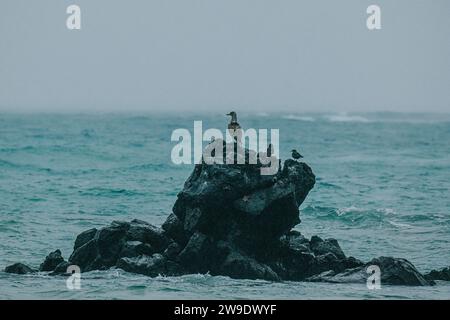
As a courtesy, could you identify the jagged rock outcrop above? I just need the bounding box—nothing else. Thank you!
[40,249,65,272]
[3,147,444,286]
[68,219,173,272]
[161,157,317,280]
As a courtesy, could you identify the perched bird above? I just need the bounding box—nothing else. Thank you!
[210,136,216,157]
[226,111,241,131]
[267,144,273,157]
[291,149,303,160]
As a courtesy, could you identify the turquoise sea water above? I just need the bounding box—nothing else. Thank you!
[0,112,449,299]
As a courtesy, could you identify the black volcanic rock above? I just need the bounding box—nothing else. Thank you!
[177,232,229,274]
[58,156,318,280]
[74,228,97,251]
[69,222,126,271]
[171,158,315,256]
[68,219,169,272]
[120,241,154,258]
[343,256,365,269]
[424,267,450,281]
[177,232,214,273]
[5,145,441,286]
[50,261,71,275]
[5,263,35,274]
[163,242,182,260]
[40,249,65,272]
[310,236,346,260]
[218,250,280,281]
[126,219,170,252]
[161,213,189,246]
[306,257,434,286]
[116,254,184,277]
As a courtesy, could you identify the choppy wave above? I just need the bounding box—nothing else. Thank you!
[1,268,449,299]
[0,159,52,172]
[301,205,437,229]
[336,206,396,217]
[302,205,395,222]
[78,187,145,197]
[0,146,37,153]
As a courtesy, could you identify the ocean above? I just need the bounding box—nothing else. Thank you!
[0,112,449,299]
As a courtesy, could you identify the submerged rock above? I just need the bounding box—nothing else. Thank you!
[5,263,35,274]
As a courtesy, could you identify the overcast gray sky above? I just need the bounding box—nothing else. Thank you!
[0,0,449,113]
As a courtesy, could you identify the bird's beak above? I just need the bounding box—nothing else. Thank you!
[226,113,230,116]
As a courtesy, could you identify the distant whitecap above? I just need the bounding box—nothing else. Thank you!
[325,113,370,123]
[281,114,315,121]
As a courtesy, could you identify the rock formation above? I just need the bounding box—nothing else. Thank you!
[40,249,65,272]
[306,257,432,286]
[424,267,450,282]
[5,263,35,274]
[4,146,445,286]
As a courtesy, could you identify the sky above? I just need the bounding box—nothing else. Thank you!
[0,0,449,113]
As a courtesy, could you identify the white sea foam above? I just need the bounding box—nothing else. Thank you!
[336,206,364,216]
[387,220,414,229]
[281,114,315,122]
[325,113,370,123]
[336,206,397,217]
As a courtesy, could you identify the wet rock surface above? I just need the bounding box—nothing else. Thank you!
[4,263,35,274]
[116,254,184,277]
[424,266,450,281]
[306,257,434,286]
[40,249,65,272]
[4,149,447,286]
[68,219,170,272]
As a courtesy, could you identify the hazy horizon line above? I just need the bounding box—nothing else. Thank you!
[1,109,450,115]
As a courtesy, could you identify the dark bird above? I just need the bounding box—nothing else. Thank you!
[291,149,303,160]
[267,144,273,157]
[226,111,241,131]
[210,136,216,157]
